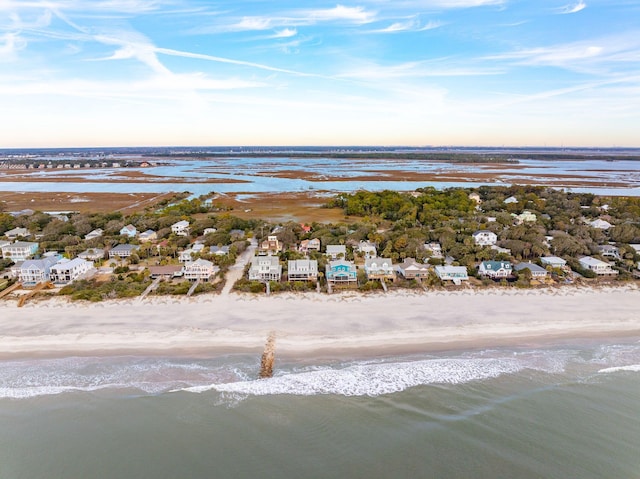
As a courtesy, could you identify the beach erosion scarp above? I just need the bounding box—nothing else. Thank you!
[0,285,639,359]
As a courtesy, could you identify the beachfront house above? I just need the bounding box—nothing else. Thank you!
[78,248,105,262]
[182,258,218,282]
[356,241,377,259]
[120,224,137,237]
[325,260,357,285]
[472,230,498,247]
[287,259,318,282]
[0,240,10,252]
[259,235,282,255]
[326,244,347,260]
[148,265,183,279]
[49,258,94,284]
[108,244,140,259]
[139,230,158,242]
[18,256,60,284]
[513,262,548,279]
[84,228,103,241]
[478,260,512,279]
[364,258,396,281]
[4,227,30,240]
[171,220,191,237]
[249,256,282,282]
[579,256,618,275]
[1,241,39,261]
[435,265,469,284]
[395,258,430,279]
[541,256,567,269]
[298,238,321,254]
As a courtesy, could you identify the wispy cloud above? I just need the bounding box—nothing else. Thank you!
[338,59,504,79]
[556,1,586,14]
[0,32,26,60]
[206,4,377,33]
[399,0,506,8]
[370,18,443,33]
[270,28,297,39]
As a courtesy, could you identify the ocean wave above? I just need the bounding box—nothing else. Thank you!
[598,364,640,374]
[181,358,527,397]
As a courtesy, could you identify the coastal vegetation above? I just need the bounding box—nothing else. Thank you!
[2,185,640,301]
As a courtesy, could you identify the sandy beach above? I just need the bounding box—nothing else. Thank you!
[1,285,639,359]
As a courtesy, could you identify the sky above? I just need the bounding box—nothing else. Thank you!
[1,0,639,148]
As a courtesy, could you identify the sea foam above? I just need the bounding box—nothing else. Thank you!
[598,364,640,374]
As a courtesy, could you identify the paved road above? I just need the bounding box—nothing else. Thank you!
[221,238,257,295]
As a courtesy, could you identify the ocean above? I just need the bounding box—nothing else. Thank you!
[1,338,639,479]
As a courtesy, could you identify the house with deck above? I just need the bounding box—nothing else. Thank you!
[579,256,618,275]
[597,245,620,260]
[435,265,469,284]
[249,256,282,282]
[364,258,395,281]
[183,258,218,281]
[49,258,94,284]
[18,256,60,284]
[4,227,30,240]
[287,259,318,282]
[179,242,205,263]
[1,241,39,261]
[78,248,105,262]
[514,262,548,279]
[541,256,567,269]
[325,260,357,285]
[259,235,282,255]
[108,244,140,259]
[395,258,430,279]
[424,242,443,259]
[478,260,512,279]
[171,220,190,237]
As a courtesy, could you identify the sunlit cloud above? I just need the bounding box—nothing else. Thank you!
[271,28,297,38]
[370,18,443,33]
[556,1,586,14]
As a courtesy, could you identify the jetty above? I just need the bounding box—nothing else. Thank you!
[259,332,276,378]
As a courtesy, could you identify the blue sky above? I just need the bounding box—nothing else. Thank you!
[1,0,639,147]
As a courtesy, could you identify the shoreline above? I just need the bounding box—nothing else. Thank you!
[1,285,639,360]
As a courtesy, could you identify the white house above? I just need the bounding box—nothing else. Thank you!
[179,242,205,263]
[364,257,395,280]
[473,230,498,246]
[248,256,282,281]
[4,227,30,240]
[49,258,94,284]
[504,196,518,204]
[1,241,39,261]
[597,245,620,259]
[478,260,512,279]
[139,230,157,242]
[182,258,218,282]
[18,256,59,284]
[78,248,105,261]
[210,245,230,256]
[395,258,430,279]
[287,259,318,282]
[0,240,10,252]
[356,241,377,259]
[84,228,103,240]
[514,211,536,224]
[579,256,617,275]
[589,219,612,230]
[203,227,217,236]
[171,220,190,237]
[108,244,140,259]
[541,256,567,269]
[120,224,137,237]
[435,265,469,284]
[326,244,347,260]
